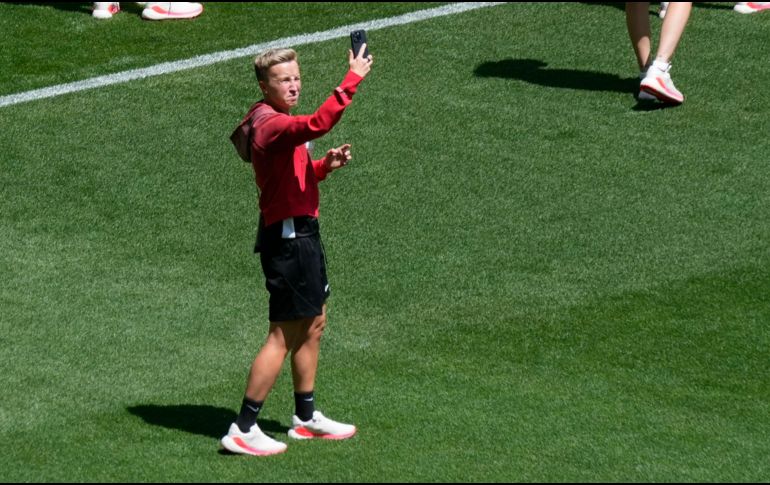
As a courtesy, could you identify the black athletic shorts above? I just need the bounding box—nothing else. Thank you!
[256,216,330,322]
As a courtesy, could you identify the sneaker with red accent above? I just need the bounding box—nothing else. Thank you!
[734,2,770,14]
[221,423,288,456]
[288,411,357,440]
[637,71,657,102]
[141,2,203,20]
[92,2,120,19]
[639,61,684,105]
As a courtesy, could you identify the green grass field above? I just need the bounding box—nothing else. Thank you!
[1,2,769,482]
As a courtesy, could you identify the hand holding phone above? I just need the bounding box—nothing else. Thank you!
[349,30,373,77]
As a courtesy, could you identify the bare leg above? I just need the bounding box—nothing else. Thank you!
[245,318,313,401]
[655,1,692,63]
[626,2,652,71]
[290,306,327,393]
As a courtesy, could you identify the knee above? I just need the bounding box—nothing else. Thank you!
[308,314,326,341]
[264,330,291,356]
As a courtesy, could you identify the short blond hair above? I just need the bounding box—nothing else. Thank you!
[254,48,298,82]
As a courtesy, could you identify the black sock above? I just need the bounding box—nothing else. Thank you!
[294,391,315,422]
[236,397,263,433]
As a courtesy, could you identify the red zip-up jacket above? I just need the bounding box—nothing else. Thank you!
[236,70,364,227]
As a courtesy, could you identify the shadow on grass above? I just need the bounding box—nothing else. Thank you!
[579,2,734,13]
[127,404,290,439]
[474,58,638,94]
[475,58,680,110]
[7,2,90,13]
[9,2,145,15]
[631,100,672,112]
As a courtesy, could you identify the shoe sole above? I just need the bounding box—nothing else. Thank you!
[221,436,287,456]
[640,79,684,105]
[142,5,203,20]
[288,426,357,440]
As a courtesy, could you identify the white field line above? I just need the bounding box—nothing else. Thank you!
[0,2,504,109]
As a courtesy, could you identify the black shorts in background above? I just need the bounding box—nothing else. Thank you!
[258,217,330,322]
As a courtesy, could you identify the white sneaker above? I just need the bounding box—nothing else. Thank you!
[659,2,669,19]
[288,411,356,440]
[640,62,684,105]
[141,2,203,20]
[637,71,657,102]
[734,2,770,14]
[221,423,288,456]
[92,2,120,19]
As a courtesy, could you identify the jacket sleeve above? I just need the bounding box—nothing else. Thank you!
[254,70,364,151]
[311,159,330,181]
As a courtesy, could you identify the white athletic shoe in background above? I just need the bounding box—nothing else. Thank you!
[92,2,120,19]
[734,2,770,14]
[288,411,357,440]
[640,61,684,105]
[221,423,288,456]
[141,2,203,20]
[659,2,669,19]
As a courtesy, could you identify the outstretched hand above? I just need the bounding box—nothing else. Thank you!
[324,143,352,172]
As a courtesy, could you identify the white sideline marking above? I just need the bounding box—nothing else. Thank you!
[0,2,504,109]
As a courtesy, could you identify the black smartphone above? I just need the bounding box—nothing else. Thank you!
[350,30,369,58]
